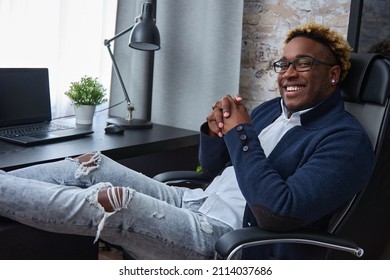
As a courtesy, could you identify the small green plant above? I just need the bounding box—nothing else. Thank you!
[65,76,107,107]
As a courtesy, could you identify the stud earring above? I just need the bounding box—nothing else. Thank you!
[331,79,336,84]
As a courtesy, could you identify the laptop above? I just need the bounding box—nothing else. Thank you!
[0,68,93,145]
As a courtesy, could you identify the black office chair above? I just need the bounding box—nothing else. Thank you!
[154,53,390,259]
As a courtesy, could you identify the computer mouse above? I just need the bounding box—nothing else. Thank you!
[104,124,125,134]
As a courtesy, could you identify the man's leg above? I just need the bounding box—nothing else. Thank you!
[95,185,232,259]
[8,152,184,204]
[0,173,232,259]
[1,153,232,259]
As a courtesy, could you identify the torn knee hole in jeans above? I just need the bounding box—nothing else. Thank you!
[86,182,134,243]
[98,185,133,213]
[69,152,102,178]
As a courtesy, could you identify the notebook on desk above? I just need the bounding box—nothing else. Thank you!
[0,68,93,145]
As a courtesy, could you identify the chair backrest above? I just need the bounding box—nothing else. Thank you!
[327,53,390,258]
[341,53,390,152]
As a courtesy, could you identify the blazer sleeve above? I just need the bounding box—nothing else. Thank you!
[198,122,231,178]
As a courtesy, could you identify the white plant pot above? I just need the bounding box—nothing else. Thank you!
[74,105,96,125]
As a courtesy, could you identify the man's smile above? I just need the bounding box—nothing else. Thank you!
[283,85,306,98]
[286,86,305,92]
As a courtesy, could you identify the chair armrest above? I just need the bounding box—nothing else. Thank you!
[214,227,364,259]
[153,171,212,189]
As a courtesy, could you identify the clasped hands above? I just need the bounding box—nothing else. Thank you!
[206,95,251,137]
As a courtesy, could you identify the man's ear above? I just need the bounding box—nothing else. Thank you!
[330,65,341,85]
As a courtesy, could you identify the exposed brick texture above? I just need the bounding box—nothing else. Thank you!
[240,0,351,111]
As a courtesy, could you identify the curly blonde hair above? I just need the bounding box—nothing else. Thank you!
[284,22,352,81]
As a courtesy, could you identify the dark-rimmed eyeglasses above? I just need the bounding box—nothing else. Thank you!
[273,56,335,74]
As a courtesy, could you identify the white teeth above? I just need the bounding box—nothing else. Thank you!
[287,86,304,91]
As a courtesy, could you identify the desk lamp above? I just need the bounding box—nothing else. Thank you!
[104,2,160,129]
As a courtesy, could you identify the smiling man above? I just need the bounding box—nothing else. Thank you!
[276,29,345,114]
[206,22,374,259]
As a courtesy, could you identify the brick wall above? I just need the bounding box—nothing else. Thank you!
[240,0,351,111]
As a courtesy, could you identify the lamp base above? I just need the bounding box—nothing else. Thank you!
[107,117,153,129]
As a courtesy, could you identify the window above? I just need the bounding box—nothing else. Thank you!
[348,0,390,57]
[0,0,117,118]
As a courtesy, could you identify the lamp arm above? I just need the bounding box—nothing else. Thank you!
[104,25,134,46]
[104,25,135,118]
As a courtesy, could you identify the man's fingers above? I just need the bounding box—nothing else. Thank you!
[235,96,243,103]
[207,110,223,137]
[213,107,224,128]
[220,95,236,118]
[208,95,243,137]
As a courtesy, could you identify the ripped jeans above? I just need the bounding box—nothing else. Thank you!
[0,152,232,259]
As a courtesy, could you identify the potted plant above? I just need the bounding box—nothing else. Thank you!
[65,76,107,125]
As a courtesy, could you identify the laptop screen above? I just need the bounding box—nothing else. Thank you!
[0,68,51,128]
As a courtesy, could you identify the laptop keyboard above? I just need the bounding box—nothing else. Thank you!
[0,123,74,138]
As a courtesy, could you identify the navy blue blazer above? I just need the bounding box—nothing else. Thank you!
[199,90,374,259]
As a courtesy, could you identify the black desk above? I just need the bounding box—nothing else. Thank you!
[0,113,200,171]
[0,113,200,259]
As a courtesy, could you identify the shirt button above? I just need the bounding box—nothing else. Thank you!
[242,145,249,152]
[240,134,247,141]
[236,125,243,131]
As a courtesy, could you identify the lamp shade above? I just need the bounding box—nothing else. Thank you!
[129,3,160,51]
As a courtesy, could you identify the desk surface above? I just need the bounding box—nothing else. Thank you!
[0,112,199,171]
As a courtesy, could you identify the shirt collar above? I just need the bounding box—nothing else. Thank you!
[280,99,312,120]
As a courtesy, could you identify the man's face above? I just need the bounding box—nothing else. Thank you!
[277,37,338,113]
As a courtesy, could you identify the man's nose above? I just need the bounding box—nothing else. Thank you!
[282,64,299,77]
